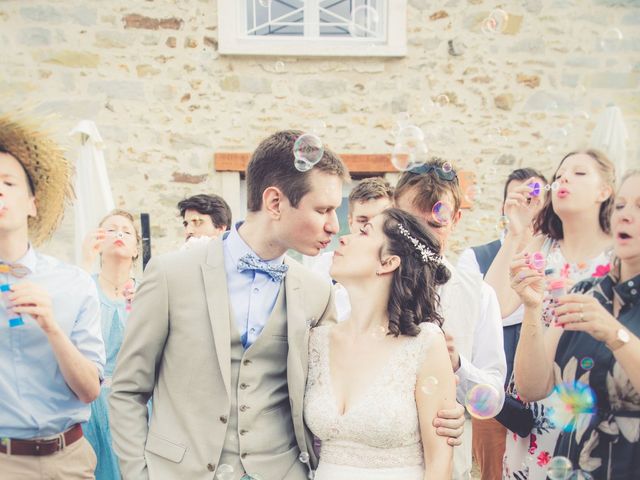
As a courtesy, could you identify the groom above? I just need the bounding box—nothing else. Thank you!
[110,131,464,480]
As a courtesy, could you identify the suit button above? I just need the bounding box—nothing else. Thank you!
[243,359,252,366]
[219,415,228,424]
[241,453,247,459]
[239,404,249,412]
[240,429,248,435]
[207,463,215,472]
[240,383,248,390]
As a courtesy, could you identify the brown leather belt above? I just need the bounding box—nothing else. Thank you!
[0,424,83,456]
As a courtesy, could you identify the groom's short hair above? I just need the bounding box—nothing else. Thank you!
[246,130,349,212]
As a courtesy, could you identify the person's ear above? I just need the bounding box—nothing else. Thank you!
[596,184,613,204]
[263,186,285,219]
[28,196,37,219]
[378,255,401,275]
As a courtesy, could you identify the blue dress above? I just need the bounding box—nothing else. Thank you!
[84,276,128,480]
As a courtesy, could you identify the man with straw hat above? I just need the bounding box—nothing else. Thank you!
[0,115,105,479]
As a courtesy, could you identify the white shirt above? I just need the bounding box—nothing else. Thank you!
[457,239,525,328]
[439,259,507,406]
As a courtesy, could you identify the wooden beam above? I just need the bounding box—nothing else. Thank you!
[213,152,476,208]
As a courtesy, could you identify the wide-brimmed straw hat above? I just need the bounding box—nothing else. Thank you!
[0,114,74,245]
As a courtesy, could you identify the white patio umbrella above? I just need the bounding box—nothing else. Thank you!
[69,120,115,267]
[590,104,629,180]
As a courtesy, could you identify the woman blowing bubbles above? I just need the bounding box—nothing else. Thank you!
[510,170,640,479]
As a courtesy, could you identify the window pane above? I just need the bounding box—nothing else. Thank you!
[247,0,305,37]
[245,0,384,39]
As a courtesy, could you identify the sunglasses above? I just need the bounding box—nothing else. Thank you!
[408,164,458,183]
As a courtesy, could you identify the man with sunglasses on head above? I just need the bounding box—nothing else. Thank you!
[394,158,507,480]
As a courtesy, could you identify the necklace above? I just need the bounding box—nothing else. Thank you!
[99,273,130,296]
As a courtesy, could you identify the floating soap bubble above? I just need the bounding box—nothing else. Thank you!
[545,128,569,153]
[293,134,324,166]
[394,112,411,128]
[420,376,439,395]
[481,9,509,35]
[464,184,482,203]
[275,61,285,73]
[299,452,310,464]
[258,0,272,7]
[348,6,379,37]
[548,381,596,432]
[396,125,425,143]
[432,201,453,225]
[600,27,623,52]
[391,140,428,171]
[435,94,450,107]
[216,464,234,480]
[442,162,453,174]
[566,470,594,480]
[294,158,314,173]
[580,357,594,371]
[465,384,502,419]
[0,200,4,210]
[546,456,573,480]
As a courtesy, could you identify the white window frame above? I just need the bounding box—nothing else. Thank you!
[218,0,406,57]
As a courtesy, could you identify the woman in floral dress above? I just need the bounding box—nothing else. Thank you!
[510,170,640,479]
[484,150,616,479]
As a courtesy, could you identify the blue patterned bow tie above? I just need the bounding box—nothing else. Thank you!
[237,253,288,282]
[0,262,30,278]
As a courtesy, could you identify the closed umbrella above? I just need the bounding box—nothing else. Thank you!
[69,120,115,267]
[590,104,629,180]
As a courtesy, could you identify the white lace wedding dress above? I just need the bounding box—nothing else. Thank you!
[304,323,442,480]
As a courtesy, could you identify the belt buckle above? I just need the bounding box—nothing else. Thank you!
[34,435,63,455]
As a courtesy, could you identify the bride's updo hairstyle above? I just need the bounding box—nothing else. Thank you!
[380,208,450,337]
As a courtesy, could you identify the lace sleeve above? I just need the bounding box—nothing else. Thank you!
[307,326,327,387]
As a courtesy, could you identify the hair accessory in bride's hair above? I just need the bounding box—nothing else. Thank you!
[397,224,441,266]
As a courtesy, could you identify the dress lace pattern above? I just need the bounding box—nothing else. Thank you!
[304,323,442,468]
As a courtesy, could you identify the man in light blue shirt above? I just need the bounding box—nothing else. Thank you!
[0,118,105,480]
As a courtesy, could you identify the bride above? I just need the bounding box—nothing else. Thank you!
[305,208,456,480]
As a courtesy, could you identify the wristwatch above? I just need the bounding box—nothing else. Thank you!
[608,328,630,352]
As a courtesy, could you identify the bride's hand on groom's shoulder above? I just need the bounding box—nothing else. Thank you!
[433,403,465,446]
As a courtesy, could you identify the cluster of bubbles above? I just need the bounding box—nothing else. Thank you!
[293,133,325,172]
[464,384,502,419]
[481,9,509,35]
[547,381,596,432]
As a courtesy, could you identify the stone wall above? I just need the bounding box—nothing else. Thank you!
[1,0,638,264]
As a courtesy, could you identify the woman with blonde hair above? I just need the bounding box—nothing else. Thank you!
[485,150,616,479]
[82,209,139,480]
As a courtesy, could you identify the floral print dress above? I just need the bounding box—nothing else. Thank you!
[552,272,640,479]
[503,238,613,480]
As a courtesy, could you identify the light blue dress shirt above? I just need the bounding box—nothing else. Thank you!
[223,223,285,348]
[0,247,105,439]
